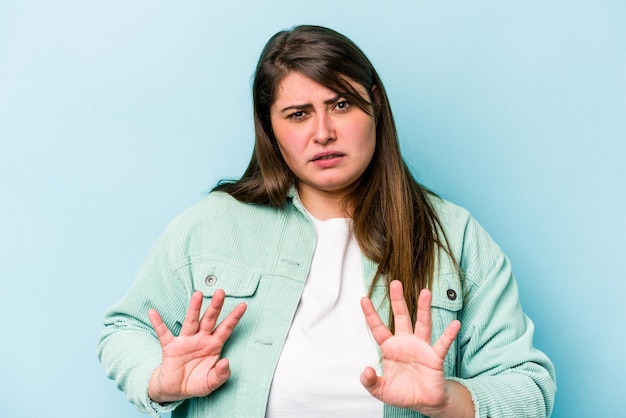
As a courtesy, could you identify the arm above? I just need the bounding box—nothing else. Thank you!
[450,216,556,417]
[97,231,246,416]
[360,280,474,418]
[359,212,556,418]
[97,234,187,416]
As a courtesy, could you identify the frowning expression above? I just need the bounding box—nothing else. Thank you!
[270,72,376,203]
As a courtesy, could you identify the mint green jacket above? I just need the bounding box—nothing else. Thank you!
[97,191,556,418]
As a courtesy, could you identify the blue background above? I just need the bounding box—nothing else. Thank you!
[1,1,624,416]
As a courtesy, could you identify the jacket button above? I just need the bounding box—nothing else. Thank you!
[205,274,217,286]
[446,289,457,300]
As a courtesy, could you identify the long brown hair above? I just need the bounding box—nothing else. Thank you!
[214,25,456,328]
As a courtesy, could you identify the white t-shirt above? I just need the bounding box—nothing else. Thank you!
[265,214,384,417]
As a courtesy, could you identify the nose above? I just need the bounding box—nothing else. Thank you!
[313,112,336,145]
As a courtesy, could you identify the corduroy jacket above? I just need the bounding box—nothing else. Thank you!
[97,190,556,417]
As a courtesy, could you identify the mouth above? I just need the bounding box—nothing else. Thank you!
[312,152,344,162]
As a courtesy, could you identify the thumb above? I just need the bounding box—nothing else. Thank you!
[360,366,382,395]
[206,358,231,393]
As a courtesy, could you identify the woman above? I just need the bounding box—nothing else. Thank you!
[98,25,556,417]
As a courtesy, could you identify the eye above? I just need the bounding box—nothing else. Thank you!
[287,110,306,120]
[334,100,351,112]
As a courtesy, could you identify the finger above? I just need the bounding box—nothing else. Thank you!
[148,308,174,346]
[359,366,383,398]
[414,288,433,342]
[432,319,461,359]
[211,302,248,342]
[199,289,226,333]
[180,291,204,336]
[360,296,393,345]
[389,280,413,335]
[206,358,232,393]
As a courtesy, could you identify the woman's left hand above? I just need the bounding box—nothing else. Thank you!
[360,280,472,418]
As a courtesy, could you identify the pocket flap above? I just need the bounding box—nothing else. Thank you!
[191,259,261,297]
[430,273,463,311]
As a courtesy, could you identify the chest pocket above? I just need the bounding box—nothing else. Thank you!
[430,272,463,376]
[190,259,262,318]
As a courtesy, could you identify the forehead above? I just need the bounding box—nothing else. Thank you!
[273,72,335,103]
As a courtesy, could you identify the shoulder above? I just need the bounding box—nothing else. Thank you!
[428,194,472,232]
[165,191,279,233]
[428,195,506,285]
[428,194,495,247]
[427,194,473,252]
[152,192,289,263]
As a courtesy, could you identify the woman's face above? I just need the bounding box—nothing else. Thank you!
[270,71,376,206]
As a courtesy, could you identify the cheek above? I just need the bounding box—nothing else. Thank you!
[273,132,302,167]
[273,131,293,155]
[270,120,289,151]
[273,125,308,156]
[350,118,377,152]
[360,122,377,165]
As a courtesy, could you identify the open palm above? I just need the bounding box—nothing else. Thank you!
[360,280,461,413]
[147,290,247,403]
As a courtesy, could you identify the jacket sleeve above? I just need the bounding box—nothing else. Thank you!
[96,231,189,417]
[450,215,557,418]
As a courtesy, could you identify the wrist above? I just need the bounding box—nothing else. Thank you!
[417,381,474,418]
[148,367,184,404]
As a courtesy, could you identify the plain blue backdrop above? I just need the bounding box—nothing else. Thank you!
[1,1,624,417]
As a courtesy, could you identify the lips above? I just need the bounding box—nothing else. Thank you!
[311,151,345,161]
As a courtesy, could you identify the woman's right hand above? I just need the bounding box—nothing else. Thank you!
[147,290,247,403]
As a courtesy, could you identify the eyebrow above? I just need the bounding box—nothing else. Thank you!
[278,94,342,113]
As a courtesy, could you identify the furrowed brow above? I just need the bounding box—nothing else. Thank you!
[278,94,343,113]
[279,103,313,113]
[324,94,342,105]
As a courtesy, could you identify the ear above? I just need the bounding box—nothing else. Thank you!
[370,84,379,101]
[370,84,382,121]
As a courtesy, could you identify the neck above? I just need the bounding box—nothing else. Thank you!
[297,186,352,221]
